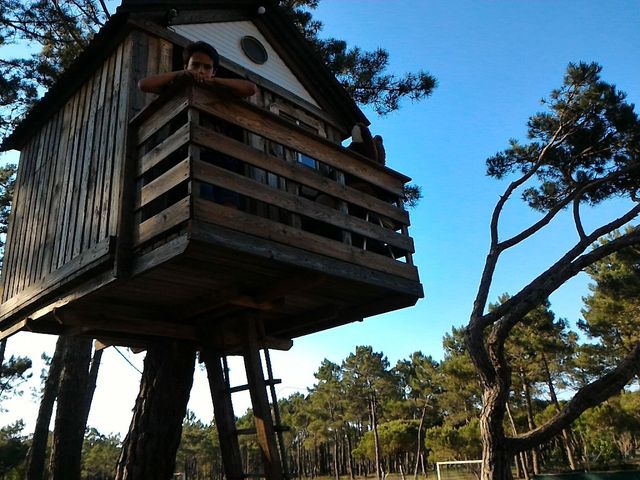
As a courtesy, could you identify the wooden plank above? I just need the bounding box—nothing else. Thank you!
[202,351,245,480]
[9,262,114,331]
[0,319,29,341]
[192,125,409,225]
[79,66,105,254]
[22,119,45,288]
[113,33,141,277]
[65,79,93,265]
[135,93,190,146]
[0,142,27,301]
[85,56,110,249]
[174,273,325,322]
[58,82,87,267]
[34,110,63,282]
[0,236,115,323]
[54,309,198,340]
[193,198,418,281]
[100,42,123,240]
[22,117,51,292]
[53,90,81,269]
[91,51,114,245]
[108,35,133,240]
[19,119,50,293]
[37,104,65,280]
[129,233,189,277]
[136,123,190,177]
[128,29,150,117]
[10,137,38,297]
[2,139,28,300]
[134,196,191,246]
[191,87,405,196]
[46,92,76,275]
[243,319,285,480]
[192,161,413,252]
[73,69,102,258]
[137,157,190,209]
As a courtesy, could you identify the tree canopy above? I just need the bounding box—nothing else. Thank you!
[466,61,640,479]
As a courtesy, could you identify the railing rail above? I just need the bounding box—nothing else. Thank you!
[128,82,418,280]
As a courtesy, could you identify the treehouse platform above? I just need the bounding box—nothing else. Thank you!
[0,82,422,350]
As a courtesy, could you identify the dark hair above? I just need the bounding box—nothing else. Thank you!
[183,41,220,67]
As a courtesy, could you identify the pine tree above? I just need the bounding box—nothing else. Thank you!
[466,62,640,480]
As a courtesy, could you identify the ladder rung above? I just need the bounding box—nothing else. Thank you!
[228,384,251,394]
[228,379,282,394]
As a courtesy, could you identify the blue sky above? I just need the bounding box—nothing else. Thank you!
[1,1,639,436]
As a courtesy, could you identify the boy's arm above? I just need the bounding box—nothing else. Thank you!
[139,70,257,98]
[205,77,257,98]
[138,70,187,94]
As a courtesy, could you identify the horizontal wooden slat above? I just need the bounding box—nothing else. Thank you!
[193,161,414,252]
[193,198,417,281]
[137,123,191,177]
[191,87,405,196]
[0,236,116,322]
[191,125,409,225]
[134,196,191,245]
[55,309,198,340]
[229,379,281,394]
[135,93,190,146]
[137,157,190,209]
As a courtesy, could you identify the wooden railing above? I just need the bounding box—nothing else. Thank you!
[128,82,418,281]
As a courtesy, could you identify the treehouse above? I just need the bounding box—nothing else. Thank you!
[0,0,423,347]
[1,2,424,477]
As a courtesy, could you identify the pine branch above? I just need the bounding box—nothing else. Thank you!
[510,341,640,452]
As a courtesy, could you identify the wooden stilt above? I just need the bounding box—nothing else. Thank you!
[202,312,288,480]
[243,317,285,480]
[202,349,244,480]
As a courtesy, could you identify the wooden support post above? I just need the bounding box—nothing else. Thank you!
[202,349,245,480]
[263,347,289,478]
[335,170,352,246]
[243,316,285,480]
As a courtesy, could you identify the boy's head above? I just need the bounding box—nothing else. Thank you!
[183,41,220,77]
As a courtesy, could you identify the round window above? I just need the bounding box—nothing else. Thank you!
[241,36,268,65]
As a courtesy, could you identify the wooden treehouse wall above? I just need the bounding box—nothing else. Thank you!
[0,23,420,340]
[0,30,172,310]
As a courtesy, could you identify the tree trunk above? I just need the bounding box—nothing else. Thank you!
[479,386,514,480]
[81,348,103,426]
[505,403,528,480]
[25,336,67,480]
[346,431,355,480]
[115,342,196,480]
[414,404,427,480]
[333,432,340,480]
[49,336,93,480]
[540,354,577,470]
[520,377,540,475]
[370,396,382,480]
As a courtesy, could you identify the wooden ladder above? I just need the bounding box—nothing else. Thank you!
[201,318,289,480]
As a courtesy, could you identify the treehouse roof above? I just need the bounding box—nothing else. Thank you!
[2,0,368,151]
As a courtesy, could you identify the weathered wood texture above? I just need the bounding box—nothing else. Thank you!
[130,82,417,284]
[0,31,422,342]
[0,32,173,307]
